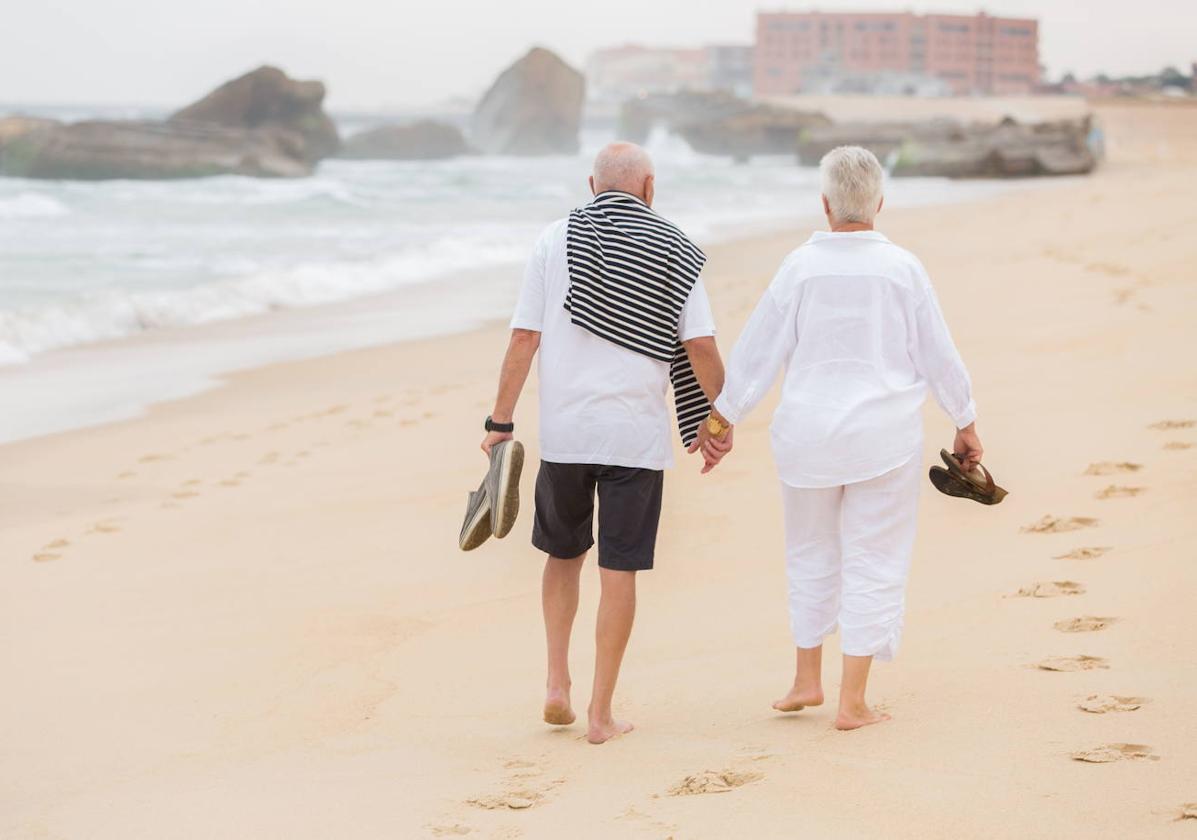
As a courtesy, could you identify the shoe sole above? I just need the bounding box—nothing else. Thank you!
[459,486,493,551]
[490,441,525,538]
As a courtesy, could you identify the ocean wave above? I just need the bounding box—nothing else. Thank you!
[0,235,529,365]
[0,193,71,219]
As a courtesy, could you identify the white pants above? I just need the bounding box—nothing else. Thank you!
[780,455,921,662]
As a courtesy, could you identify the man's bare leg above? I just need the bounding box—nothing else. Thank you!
[835,653,891,730]
[587,567,637,744]
[542,553,585,725]
[773,644,825,712]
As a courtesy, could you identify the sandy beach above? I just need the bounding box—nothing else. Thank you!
[3,101,1196,838]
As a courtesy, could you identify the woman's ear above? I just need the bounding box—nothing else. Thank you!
[821,195,831,216]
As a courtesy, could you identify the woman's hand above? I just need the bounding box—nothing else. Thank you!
[953,423,983,470]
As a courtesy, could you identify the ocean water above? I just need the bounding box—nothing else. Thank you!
[0,118,1043,441]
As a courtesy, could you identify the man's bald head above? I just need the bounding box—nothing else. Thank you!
[590,142,655,206]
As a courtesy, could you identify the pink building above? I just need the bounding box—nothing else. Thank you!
[754,10,1039,96]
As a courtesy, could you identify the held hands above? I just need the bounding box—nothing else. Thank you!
[952,423,984,470]
[687,418,734,474]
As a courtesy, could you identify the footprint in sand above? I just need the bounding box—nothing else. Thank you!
[1035,655,1108,672]
[1071,743,1158,763]
[259,451,280,465]
[1176,804,1197,822]
[1021,516,1099,534]
[138,453,172,463]
[116,470,137,480]
[372,409,394,418]
[1095,485,1145,500]
[466,758,560,811]
[428,825,472,836]
[1085,261,1130,277]
[1149,419,1195,430]
[668,769,764,796]
[1083,461,1142,476]
[88,521,122,535]
[32,552,61,562]
[1054,616,1117,632]
[219,479,242,487]
[1163,441,1193,450]
[1015,581,1085,598]
[1078,695,1147,714]
[1053,547,1112,560]
[172,490,199,499]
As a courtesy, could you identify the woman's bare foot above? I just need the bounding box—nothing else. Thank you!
[835,702,891,731]
[586,716,634,744]
[772,684,824,712]
[543,688,575,726]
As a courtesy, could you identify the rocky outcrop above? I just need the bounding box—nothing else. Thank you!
[470,47,584,155]
[337,121,469,160]
[797,115,1102,178]
[169,65,339,163]
[0,120,312,179]
[619,91,830,160]
[0,66,337,180]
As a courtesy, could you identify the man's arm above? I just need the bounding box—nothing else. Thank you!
[481,328,541,454]
[682,335,733,472]
[683,336,724,401]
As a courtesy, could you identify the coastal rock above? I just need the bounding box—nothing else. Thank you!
[0,120,312,179]
[620,91,830,159]
[170,65,339,163]
[0,66,336,180]
[797,115,1102,178]
[337,121,469,160]
[470,47,584,155]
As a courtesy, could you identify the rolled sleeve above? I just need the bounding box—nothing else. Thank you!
[678,277,716,342]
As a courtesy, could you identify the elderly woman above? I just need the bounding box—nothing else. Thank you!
[697,146,982,729]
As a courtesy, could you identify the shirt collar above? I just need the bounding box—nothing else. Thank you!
[807,229,890,244]
[592,190,650,209]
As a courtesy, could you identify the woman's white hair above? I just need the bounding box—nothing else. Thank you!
[819,145,885,224]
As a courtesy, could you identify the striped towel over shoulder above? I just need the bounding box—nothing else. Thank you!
[564,190,710,446]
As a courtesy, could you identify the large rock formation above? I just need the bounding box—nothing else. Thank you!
[337,120,469,160]
[170,65,339,163]
[0,120,313,179]
[0,66,337,180]
[470,48,584,155]
[797,115,1102,178]
[619,91,830,160]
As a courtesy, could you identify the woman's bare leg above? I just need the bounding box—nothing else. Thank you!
[835,653,890,730]
[773,645,825,711]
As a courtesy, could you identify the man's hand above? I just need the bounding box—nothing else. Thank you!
[687,423,733,474]
[953,423,983,470]
[481,430,513,456]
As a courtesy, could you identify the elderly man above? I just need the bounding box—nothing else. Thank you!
[480,142,729,744]
[694,145,982,730]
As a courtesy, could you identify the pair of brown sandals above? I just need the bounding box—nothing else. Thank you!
[928,449,1008,505]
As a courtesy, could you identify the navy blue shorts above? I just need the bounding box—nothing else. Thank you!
[531,461,664,571]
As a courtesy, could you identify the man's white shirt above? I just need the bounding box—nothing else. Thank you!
[714,230,976,489]
[511,218,716,471]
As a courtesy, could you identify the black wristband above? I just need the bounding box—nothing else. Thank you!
[484,416,514,433]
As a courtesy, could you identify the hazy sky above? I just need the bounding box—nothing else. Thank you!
[3,0,1193,110]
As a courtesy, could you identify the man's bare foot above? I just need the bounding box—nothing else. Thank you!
[835,703,891,731]
[772,685,824,712]
[543,688,575,726]
[586,717,634,744]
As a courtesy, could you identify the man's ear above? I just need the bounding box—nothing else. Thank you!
[643,174,655,207]
[589,175,596,196]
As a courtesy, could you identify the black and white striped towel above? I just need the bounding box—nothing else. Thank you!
[564,190,709,446]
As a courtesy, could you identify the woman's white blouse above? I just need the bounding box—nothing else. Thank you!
[713,230,976,489]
